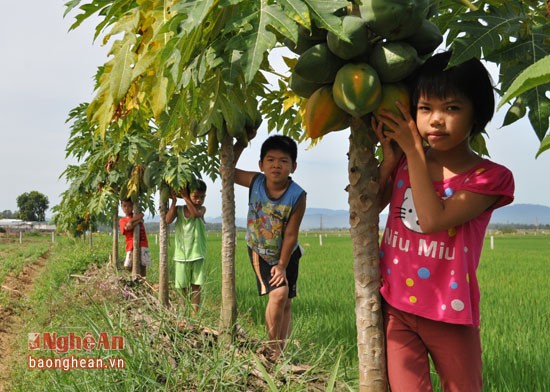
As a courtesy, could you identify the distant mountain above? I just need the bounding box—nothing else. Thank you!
[206,203,550,229]
[490,203,550,225]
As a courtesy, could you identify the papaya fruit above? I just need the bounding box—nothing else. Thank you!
[404,19,443,55]
[369,41,421,83]
[207,127,219,157]
[327,15,369,60]
[332,63,382,117]
[289,72,326,99]
[294,43,344,84]
[225,112,246,139]
[285,24,327,55]
[144,160,162,191]
[304,86,351,139]
[427,0,439,19]
[374,83,410,118]
[159,183,171,204]
[360,0,430,41]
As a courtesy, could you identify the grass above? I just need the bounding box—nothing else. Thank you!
[3,231,549,391]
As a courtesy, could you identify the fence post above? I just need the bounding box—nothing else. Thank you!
[490,235,494,250]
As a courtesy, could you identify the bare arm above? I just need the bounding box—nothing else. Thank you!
[164,193,178,224]
[377,102,499,233]
[184,202,206,219]
[269,193,306,286]
[233,126,259,188]
[125,213,144,231]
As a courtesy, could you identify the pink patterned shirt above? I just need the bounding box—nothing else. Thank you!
[380,157,514,326]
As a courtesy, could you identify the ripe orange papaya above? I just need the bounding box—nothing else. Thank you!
[327,15,369,60]
[304,86,351,139]
[369,41,421,83]
[374,83,410,118]
[332,63,382,117]
[360,0,429,40]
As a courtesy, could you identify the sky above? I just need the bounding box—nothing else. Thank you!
[1,1,549,220]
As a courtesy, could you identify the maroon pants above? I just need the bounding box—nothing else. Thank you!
[384,302,482,392]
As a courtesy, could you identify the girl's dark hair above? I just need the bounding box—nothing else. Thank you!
[411,51,495,136]
[188,179,207,193]
[260,135,298,163]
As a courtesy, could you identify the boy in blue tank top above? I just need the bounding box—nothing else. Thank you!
[235,135,307,360]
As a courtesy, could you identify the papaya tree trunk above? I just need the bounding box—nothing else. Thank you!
[158,199,170,307]
[348,118,387,391]
[132,203,142,279]
[112,209,119,270]
[219,135,237,340]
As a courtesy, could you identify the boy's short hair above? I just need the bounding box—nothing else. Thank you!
[188,179,207,193]
[121,198,133,205]
[411,51,495,136]
[260,135,298,163]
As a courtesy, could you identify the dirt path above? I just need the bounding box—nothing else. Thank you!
[0,251,50,391]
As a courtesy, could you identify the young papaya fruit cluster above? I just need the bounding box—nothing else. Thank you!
[289,0,442,139]
[205,111,262,158]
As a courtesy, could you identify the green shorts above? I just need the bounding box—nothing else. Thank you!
[174,258,205,289]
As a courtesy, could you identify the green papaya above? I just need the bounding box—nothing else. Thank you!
[208,127,219,157]
[332,63,382,117]
[360,0,430,40]
[225,112,246,139]
[327,15,370,60]
[159,183,171,204]
[427,0,439,18]
[289,72,326,98]
[285,25,326,55]
[294,43,344,84]
[404,19,443,55]
[369,41,421,83]
[143,163,154,190]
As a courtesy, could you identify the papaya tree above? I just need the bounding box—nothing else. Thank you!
[65,0,549,390]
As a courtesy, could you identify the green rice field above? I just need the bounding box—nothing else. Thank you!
[2,230,549,390]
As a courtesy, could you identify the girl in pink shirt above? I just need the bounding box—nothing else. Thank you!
[373,51,514,391]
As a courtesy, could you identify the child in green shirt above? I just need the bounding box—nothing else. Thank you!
[165,180,207,315]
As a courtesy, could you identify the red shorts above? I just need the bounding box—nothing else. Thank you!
[383,301,482,392]
[247,247,301,298]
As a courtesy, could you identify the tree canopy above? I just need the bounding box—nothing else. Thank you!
[16,191,49,222]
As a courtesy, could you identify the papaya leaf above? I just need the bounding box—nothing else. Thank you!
[527,90,550,141]
[536,133,550,158]
[278,0,311,28]
[497,55,550,109]
[170,0,215,34]
[501,97,526,127]
[109,39,137,101]
[304,0,348,39]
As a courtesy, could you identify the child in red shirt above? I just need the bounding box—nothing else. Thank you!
[119,199,151,277]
